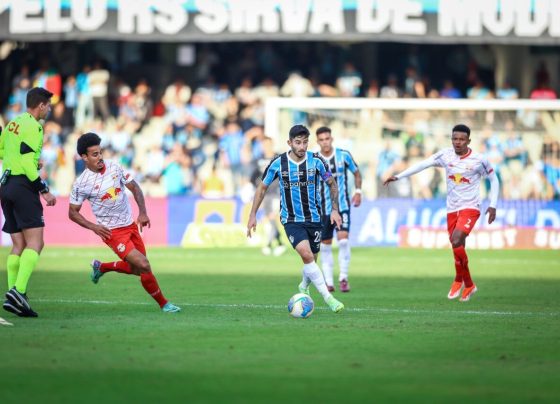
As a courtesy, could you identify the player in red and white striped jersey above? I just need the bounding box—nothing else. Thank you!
[384,124,499,302]
[69,132,180,313]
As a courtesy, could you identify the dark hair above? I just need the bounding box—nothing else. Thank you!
[77,132,101,156]
[452,124,471,137]
[316,126,331,136]
[289,124,310,140]
[26,87,53,109]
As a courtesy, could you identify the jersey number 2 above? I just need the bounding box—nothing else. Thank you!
[314,231,321,243]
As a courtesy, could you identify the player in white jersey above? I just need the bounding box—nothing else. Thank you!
[68,133,180,313]
[384,124,499,302]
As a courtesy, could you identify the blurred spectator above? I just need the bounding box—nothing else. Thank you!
[503,120,527,166]
[162,78,192,110]
[496,79,519,100]
[75,65,93,129]
[89,61,111,120]
[440,80,461,99]
[235,77,258,106]
[336,62,363,97]
[218,121,246,191]
[162,144,194,195]
[366,79,379,98]
[467,79,492,99]
[404,67,425,98]
[201,165,226,199]
[380,74,401,98]
[63,75,78,126]
[280,72,314,97]
[376,139,402,197]
[530,80,557,100]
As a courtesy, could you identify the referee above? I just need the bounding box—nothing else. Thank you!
[0,87,57,317]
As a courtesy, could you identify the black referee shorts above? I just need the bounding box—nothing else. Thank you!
[0,175,44,233]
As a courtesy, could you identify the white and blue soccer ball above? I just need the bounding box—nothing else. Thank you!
[288,293,314,318]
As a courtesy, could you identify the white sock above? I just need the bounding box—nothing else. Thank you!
[320,243,334,286]
[338,239,351,281]
[303,262,332,301]
[299,274,311,290]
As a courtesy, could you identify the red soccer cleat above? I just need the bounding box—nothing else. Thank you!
[339,279,350,293]
[460,284,478,302]
[447,281,463,300]
[327,285,335,292]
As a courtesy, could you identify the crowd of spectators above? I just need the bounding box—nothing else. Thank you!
[1,56,559,201]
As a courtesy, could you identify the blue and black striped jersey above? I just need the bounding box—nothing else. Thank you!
[262,151,332,224]
[319,148,359,214]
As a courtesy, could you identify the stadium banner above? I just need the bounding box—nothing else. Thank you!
[0,0,559,44]
[168,197,560,249]
[1,197,558,248]
[0,197,168,246]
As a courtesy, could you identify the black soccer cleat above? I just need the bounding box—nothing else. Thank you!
[5,287,38,317]
[3,299,24,317]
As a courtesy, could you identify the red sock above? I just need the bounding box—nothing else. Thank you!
[453,246,473,287]
[140,272,168,308]
[452,249,463,283]
[100,261,133,274]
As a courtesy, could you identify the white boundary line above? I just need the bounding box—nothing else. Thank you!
[34,298,560,318]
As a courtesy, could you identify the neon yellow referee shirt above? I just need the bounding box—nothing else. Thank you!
[0,112,43,183]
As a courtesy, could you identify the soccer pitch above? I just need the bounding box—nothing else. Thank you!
[1,247,559,403]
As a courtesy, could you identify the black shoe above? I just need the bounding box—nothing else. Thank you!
[6,287,38,317]
[3,299,24,317]
[6,287,31,310]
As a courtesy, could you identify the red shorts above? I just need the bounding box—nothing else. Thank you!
[447,209,480,237]
[104,223,146,260]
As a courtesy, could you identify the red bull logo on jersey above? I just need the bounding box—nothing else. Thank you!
[100,187,122,201]
[448,174,471,184]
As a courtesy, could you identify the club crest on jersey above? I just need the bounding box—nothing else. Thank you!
[117,243,126,253]
[100,187,122,201]
[448,174,471,184]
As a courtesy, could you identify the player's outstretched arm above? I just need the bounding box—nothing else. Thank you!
[126,180,150,231]
[247,181,268,238]
[68,203,111,240]
[383,157,436,186]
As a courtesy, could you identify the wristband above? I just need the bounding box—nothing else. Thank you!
[354,189,362,195]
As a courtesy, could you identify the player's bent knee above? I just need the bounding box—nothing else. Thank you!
[137,259,151,274]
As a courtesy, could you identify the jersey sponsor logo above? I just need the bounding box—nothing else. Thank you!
[281,171,289,177]
[448,174,471,184]
[283,180,314,188]
[100,187,122,201]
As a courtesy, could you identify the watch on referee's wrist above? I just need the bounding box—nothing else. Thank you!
[39,185,49,194]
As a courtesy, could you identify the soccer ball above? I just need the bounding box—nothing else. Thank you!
[288,293,314,318]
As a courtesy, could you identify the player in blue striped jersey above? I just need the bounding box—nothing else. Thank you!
[316,127,362,293]
[247,125,345,313]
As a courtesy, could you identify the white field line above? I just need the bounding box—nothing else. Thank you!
[33,298,560,318]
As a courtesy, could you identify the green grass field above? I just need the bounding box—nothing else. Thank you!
[0,247,559,403]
